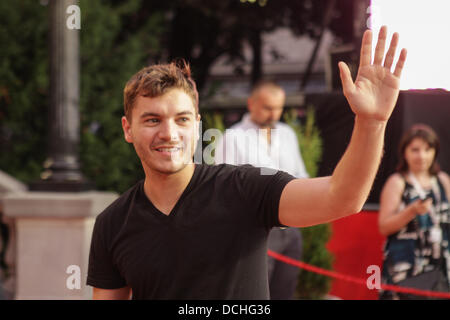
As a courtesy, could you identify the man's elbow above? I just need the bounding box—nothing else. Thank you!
[328,184,368,217]
[330,199,364,219]
[92,286,132,300]
[340,206,363,218]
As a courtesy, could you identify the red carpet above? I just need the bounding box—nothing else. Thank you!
[326,210,386,300]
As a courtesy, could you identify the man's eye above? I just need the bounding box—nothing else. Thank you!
[178,117,189,122]
[146,118,159,124]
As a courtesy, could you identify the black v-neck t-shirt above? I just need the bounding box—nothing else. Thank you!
[87,164,295,299]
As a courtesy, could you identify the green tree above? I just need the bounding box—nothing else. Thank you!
[284,107,333,299]
[164,0,359,90]
[78,0,165,192]
[0,1,166,193]
[0,1,49,183]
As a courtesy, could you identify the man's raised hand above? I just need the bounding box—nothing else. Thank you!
[338,26,407,123]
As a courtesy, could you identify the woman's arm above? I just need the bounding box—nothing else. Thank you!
[378,173,431,236]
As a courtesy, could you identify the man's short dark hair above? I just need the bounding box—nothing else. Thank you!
[123,60,199,121]
[250,80,284,98]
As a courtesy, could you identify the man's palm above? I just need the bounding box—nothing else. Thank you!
[339,26,407,122]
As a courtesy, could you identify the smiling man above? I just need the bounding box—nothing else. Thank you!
[87,26,407,300]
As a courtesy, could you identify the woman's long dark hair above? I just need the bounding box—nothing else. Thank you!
[396,124,441,175]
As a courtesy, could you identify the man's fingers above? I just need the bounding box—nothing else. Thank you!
[339,61,354,95]
[359,29,373,68]
[373,25,388,65]
[383,32,399,70]
[393,48,407,78]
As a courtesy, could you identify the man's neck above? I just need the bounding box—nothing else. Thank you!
[247,115,273,145]
[266,127,271,146]
[143,163,195,215]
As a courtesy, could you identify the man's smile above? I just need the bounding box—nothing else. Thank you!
[152,145,182,156]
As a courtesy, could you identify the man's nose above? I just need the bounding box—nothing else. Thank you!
[270,109,279,119]
[273,108,283,119]
[158,120,179,141]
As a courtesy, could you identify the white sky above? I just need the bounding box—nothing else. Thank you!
[370,0,450,90]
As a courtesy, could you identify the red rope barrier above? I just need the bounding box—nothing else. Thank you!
[267,249,450,299]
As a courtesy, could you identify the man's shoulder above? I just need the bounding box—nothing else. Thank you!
[198,163,244,175]
[95,180,143,223]
[199,163,288,181]
[228,120,246,131]
[197,163,263,181]
[276,121,296,134]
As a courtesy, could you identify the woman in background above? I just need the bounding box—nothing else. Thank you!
[378,124,450,299]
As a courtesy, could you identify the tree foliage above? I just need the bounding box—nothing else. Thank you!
[0,0,165,193]
[284,107,333,300]
[0,1,49,183]
[163,0,358,89]
[78,0,165,192]
[284,107,323,178]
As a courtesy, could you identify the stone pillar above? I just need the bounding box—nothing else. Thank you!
[3,191,117,299]
[0,171,28,299]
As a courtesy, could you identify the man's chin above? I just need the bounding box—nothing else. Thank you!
[153,165,183,175]
[147,160,192,176]
[256,121,275,129]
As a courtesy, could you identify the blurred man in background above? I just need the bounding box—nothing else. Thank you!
[215,81,307,299]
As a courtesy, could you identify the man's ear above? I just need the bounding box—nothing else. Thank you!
[195,113,201,142]
[121,116,133,143]
[247,97,253,112]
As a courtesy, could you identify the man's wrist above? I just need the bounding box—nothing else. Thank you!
[354,115,388,129]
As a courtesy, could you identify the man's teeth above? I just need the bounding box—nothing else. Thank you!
[156,147,180,152]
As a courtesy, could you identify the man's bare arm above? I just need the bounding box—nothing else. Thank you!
[279,26,407,227]
[93,286,132,300]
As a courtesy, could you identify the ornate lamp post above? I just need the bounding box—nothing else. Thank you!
[30,0,92,192]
